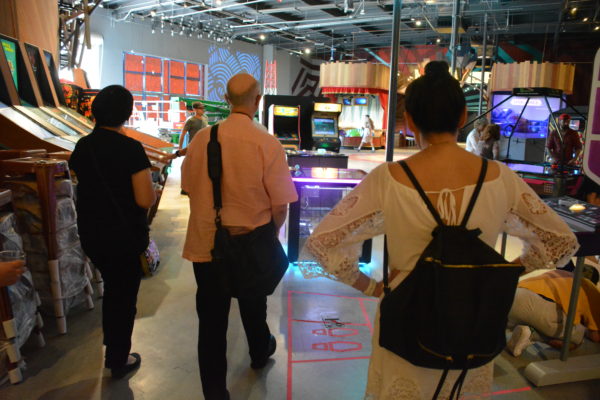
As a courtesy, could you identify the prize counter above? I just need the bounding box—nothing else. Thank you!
[287,167,372,263]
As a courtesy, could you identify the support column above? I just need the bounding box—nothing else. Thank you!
[478,13,488,115]
[385,0,403,162]
[450,0,461,76]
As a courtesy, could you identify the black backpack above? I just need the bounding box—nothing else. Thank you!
[379,159,524,400]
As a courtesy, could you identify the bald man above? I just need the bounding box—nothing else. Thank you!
[181,73,297,400]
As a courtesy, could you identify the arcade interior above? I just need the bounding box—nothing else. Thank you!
[1,0,600,399]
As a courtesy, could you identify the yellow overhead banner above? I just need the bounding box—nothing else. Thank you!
[314,103,342,112]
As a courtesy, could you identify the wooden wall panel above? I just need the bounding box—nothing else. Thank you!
[0,0,58,63]
[0,0,18,38]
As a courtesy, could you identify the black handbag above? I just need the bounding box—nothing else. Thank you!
[208,124,289,298]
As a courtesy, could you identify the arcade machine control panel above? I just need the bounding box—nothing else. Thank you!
[544,196,600,232]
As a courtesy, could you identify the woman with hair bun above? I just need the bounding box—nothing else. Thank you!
[70,85,156,379]
[301,61,577,398]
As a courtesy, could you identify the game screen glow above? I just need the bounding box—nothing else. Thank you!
[313,118,336,136]
[491,94,563,138]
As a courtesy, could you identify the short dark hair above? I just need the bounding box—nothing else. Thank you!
[92,85,133,127]
[405,61,466,135]
[192,102,204,109]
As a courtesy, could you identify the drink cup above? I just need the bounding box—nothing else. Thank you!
[0,250,25,263]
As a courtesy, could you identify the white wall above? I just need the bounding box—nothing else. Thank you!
[275,49,302,96]
[90,8,301,95]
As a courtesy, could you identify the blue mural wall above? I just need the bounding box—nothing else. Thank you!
[207,45,261,102]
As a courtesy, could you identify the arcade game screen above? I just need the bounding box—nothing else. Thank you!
[491,93,563,138]
[313,118,336,136]
[1,39,18,90]
[354,97,368,106]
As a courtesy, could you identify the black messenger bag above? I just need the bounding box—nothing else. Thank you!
[207,124,289,298]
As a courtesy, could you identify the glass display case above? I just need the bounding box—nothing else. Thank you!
[287,168,372,262]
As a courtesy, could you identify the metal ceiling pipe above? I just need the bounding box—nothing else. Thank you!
[114,1,178,21]
[385,0,402,163]
[449,0,460,76]
[478,13,488,115]
[231,15,395,38]
[155,0,268,19]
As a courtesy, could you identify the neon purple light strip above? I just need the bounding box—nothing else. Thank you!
[292,177,362,184]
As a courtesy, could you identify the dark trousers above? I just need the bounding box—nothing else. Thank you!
[193,262,271,400]
[94,253,142,368]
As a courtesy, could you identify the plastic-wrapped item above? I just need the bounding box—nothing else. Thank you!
[3,179,73,199]
[27,245,89,313]
[0,213,23,252]
[1,271,38,348]
[12,197,77,234]
[21,224,81,257]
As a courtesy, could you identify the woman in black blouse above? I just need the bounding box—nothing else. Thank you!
[70,85,156,379]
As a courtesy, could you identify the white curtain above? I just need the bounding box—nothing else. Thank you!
[337,95,383,132]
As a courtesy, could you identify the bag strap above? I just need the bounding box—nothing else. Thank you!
[398,160,445,227]
[398,158,488,228]
[460,158,488,228]
[207,124,223,225]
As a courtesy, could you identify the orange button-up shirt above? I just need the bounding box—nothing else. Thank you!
[181,113,298,262]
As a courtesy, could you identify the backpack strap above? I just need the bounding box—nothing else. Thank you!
[398,160,445,227]
[459,158,488,228]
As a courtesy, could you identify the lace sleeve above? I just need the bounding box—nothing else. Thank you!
[503,168,579,273]
[299,166,386,286]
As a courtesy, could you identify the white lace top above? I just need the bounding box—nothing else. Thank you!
[300,161,579,400]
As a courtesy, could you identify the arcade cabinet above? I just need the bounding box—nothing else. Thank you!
[23,43,92,136]
[268,104,300,150]
[41,49,94,130]
[0,35,74,151]
[491,88,565,163]
[287,168,371,263]
[311,102,342,152]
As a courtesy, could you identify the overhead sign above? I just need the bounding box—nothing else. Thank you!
[273,105,299,117]
[314,102,342,112]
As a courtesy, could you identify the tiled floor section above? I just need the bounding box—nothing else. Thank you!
[1,148,599,399]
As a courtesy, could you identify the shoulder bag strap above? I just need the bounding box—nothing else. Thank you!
[398,160,445,226]
[460,158,488,228]
[207,124,223,225]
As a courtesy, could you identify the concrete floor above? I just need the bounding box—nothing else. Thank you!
[1,148,599,399]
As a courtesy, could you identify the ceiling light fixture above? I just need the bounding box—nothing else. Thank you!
[571,7,577,14]
[259,34,266,41]
[436,37,441,43]
[415,20,422,26]
[583,17,589,22]
[304,48,311,54]
[595,25,600,30]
